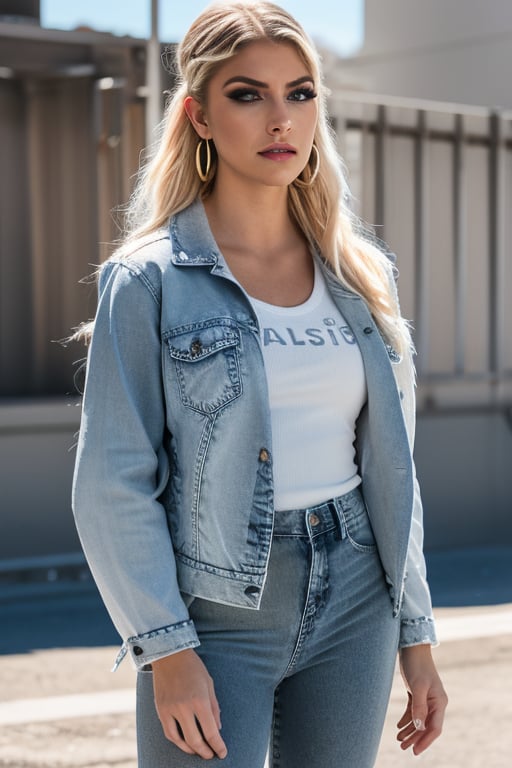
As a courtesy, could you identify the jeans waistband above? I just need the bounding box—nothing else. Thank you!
[272,485,364,537]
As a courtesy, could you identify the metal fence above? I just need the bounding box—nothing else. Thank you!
[329,91,512,411]
[1,62,511,410]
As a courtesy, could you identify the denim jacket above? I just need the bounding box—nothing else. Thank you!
[72,199,437,670]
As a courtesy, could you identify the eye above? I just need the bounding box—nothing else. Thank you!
[226,88,261,102]
[288,87,317,102]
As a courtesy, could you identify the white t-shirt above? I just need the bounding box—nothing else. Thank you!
[249,259,367,511]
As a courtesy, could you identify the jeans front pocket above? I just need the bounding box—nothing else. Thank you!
[165,319,242,414]
[339,492,377,554]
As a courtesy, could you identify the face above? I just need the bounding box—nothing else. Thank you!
[185,39,319,190]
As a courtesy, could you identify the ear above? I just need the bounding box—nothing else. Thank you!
[184,96,212,140]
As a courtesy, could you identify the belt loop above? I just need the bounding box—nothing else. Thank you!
[328,500,346,541]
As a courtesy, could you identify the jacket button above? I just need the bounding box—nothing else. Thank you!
[258,448,269,462]
[309,513,320,527]
[133,646,144,656]
[245,585,260,596]
[190,340,202,356]
[363,327,373,334]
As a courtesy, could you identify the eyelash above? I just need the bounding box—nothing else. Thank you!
[227,87,317,103]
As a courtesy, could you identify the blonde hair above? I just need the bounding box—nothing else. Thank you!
[118,1,411,355]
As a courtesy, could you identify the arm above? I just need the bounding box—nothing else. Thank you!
[72,260,198,668]
[384,260,448,751]
[72,259,227,758]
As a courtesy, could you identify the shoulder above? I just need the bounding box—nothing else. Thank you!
[99,229,173,305]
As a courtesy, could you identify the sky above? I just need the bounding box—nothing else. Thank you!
[41,0,364,57]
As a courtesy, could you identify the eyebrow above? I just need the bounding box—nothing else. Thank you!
[222,75,314,89]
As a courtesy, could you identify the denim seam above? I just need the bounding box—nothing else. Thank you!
[271,685,282,768]
[401,616,434,627]
[109,259,162,307]
[192,414,216,560]
[281,539,316,677]
[127,618,195,642]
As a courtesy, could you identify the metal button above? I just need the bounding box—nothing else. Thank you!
[133,646,144,656]
[258,448,269,462]
[363,326,373,335]
[245,585,260,596]
[190,339,202,356]
[309,513,320,527]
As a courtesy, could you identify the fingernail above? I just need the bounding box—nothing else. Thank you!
[413,718,426,731]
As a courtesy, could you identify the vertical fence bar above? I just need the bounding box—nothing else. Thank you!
[453,114,466,375]
[488,112,505,382]
[414,110,429,374]
[374,105,387,239]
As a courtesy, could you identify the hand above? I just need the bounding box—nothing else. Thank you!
[152,648,228,760]
[397,644,448,755]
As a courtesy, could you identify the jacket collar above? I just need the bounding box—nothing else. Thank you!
[169,198,361,301]
[169,199,221,268]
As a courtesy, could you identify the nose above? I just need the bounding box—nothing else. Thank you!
[266,102,292,137]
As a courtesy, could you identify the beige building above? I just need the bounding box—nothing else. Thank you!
[339,0,512,108]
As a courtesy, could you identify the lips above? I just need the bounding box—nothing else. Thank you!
[258,143,297,160]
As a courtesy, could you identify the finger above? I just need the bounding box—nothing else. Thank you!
[396,692,412,729]
[397,722,416,742]
[411,706,445,756]
[208,677,222,730]
[179,712,216,759]
[195,702,228,759]
[410,683,429,733]
[163,718,196,755]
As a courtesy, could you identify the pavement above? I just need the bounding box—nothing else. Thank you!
[1,547,512,768]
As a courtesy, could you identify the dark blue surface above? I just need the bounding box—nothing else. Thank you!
[425,547,512,607]
[2,547,511,655]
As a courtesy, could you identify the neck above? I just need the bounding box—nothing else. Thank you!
[204,178,303,259]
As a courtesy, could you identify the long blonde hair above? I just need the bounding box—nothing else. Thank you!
[118,1,411,356]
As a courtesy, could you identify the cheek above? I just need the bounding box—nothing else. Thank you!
[211,113,255,156]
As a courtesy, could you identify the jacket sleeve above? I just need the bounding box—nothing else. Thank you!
[398,467,438,648]
[397,368,438,647]
[383,255,438,648]
[72,260,199,669]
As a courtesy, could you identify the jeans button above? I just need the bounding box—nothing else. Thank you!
[258,448,270,462]
[309,513,320,527]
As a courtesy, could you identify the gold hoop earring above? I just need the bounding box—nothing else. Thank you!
[195,139,211,182]
[294,144,320,187]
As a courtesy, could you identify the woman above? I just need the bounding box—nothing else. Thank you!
[72,2,447,766]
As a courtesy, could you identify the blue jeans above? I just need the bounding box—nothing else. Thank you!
[136,487,400,767]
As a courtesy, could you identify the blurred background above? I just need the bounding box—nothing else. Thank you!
[0,0,512,768]
[0,1,511,765]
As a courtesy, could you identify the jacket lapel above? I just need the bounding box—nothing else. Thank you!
[323,270,413,595]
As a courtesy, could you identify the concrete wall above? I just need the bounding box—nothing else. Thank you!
[1,400,511,566]
[340,0,512,108]
[417,408,512,550]
[0,401,80,561]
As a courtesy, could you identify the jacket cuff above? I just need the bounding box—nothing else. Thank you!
[399,616,438,648]
[113,619,200,670]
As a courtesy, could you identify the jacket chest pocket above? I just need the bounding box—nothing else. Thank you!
[165,321,242,414]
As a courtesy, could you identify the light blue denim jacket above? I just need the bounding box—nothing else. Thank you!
[72,199,437,670]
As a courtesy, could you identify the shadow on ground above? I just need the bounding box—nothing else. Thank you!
[2,547,511,655]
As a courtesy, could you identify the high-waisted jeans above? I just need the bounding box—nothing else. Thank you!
[136,486,400,768]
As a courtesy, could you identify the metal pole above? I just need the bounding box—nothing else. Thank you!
[453,114,466,376]
[488,112,505,381]
[374,105,387,239]
[146,0,162,144]
[414,110,429,375]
